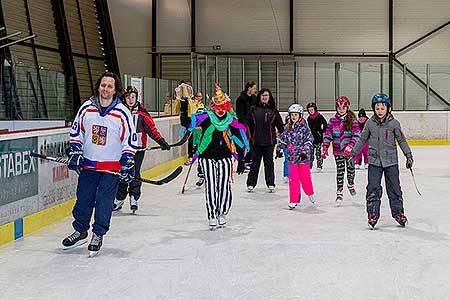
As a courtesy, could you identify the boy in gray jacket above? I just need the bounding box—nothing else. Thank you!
[347,93,414,229]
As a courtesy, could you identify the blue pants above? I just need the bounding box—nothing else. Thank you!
[366,164,404,217]
[72,169,120,236]
[282,148,289,177]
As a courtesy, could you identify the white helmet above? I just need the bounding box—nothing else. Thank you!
[288,104,304,114]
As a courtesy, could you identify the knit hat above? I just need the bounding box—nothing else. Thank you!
[358,108,368,118]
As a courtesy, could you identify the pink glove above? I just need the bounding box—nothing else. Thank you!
[344,144,354,157]
[321,147,329,159]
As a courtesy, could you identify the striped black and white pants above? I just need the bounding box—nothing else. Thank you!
[334,155,355,190]
[199,157,233,220]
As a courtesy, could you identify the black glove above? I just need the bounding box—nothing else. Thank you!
[299,153,307,161]
[159,139,171,151]
[275,149,283,159]
[119,154,135,183]
[236,160,245,175]
[67,147,83,175]
[406,153,413,169]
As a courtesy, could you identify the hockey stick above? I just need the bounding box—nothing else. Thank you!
[30,152,182,185]
[146,131,191,150]
[181,161,194,194]
[409,168,422,196]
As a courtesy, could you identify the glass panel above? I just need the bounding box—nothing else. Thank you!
[405,64,426,110]
[229,58,243,107]
[217,56,228,95]
[430,64,450,109]
[392,63,404,111]
[261,60,277,102]
[316,63,335,110]
[360,63,381,110]
[339,63,358,109]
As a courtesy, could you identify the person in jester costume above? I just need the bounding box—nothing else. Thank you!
[188,83,250,230]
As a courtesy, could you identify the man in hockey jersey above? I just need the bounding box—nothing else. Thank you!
[62,72,138,256]
[113,86,170,213]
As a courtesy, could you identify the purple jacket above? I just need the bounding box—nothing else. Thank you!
[278,119,313,164]
[323,113,360,156]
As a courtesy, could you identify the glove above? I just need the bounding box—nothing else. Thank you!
[119,154,135,183]
[406,153,413,169]
[299,153,308,161]
[321,147,329,160]
[275,149,283,159]
[344,144,354,157]
[67,147,83,175]
[236,160,246,175]
[158,139,171,151]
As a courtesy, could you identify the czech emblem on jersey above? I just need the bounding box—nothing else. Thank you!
[92,124,108,146]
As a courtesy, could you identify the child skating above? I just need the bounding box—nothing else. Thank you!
[355,108,369,169]
[306,102,328,171]
[278,104,315,209]
[322,96,360,206]
[348,93,413,229]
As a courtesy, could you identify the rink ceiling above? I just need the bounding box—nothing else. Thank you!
[1,145,450,299]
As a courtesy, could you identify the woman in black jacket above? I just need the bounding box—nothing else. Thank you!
[245,88,284,192]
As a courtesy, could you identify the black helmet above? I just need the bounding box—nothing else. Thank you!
[306,102,317,112]
[122,85,139,109]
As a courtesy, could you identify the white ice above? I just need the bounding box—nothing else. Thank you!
[1,146,450,300]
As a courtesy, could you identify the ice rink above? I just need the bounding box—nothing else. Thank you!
[1,145,450,300]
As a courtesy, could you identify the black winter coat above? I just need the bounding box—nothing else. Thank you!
[236,92,257,124]
[307,113,328,145]
[246,105,284,146]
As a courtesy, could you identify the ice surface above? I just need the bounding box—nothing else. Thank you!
[1,146,450,300]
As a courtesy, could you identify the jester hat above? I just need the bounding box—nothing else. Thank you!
[210,83,231,111]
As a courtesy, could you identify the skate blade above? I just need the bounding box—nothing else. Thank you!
[335,200,343,207]
[209,226,217,231]
[89,250,100,258]
[62,239,88,250]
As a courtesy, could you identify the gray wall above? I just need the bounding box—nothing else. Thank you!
[108,0,450,76]
[108,0,153,77]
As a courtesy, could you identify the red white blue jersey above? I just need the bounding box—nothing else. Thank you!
[69,96,138,171]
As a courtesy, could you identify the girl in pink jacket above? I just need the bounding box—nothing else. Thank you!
[322,96,360,205]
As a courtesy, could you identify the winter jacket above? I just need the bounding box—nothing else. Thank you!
[236,92,257,124]
[323,113,360,156]
[352,114,411,168]
[278,119,313,164]
[246,105,284,146]
[307,112,328,145]
[130,105,165,151]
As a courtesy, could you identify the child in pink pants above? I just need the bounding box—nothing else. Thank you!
[355,108,369,169]
[278,104,315,209]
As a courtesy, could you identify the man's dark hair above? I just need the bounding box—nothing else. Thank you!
[244,81,256,93]
[94,72,123,98]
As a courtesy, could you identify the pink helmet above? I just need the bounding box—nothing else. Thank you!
[335,96,350,108]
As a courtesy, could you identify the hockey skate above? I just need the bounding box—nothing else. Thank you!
[368,214,379,229]
[308,195,316,205]
[88,233,103,257]
[130,196,138,214]
[209,218,217,230]
[355,164,361,169]
[62,230,88,250]
[218,215,226,227]
[195,176,205,187]
[394,213,408,227]
[268,185,275,193]
[288,202,298,210]
[348,184,356,196]
[283,176,289,184]
[247,185,254,192]
[112,199,124,211]
[335,189,343,206]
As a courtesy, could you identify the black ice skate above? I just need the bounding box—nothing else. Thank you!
[130,196,138,214]
[88,233,103,257]
[368,214,379,230]
[195,177,205,187]
[112,199,124,211]
[394,213,408,227]
[62,230,88,250]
